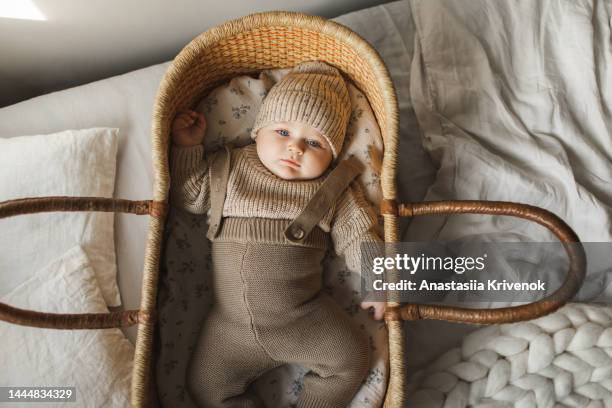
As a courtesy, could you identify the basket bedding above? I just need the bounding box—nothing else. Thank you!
[156,66,388,407]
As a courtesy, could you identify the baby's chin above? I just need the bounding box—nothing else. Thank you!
[264,161,321,181]
[270,166,310,181]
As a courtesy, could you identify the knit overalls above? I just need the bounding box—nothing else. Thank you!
[187,148,371,408]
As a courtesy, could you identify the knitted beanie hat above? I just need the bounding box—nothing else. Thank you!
[250,61,351,159]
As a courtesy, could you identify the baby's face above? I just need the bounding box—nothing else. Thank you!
[255,121,333,180]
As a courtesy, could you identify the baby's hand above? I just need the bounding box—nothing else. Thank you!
[360,301,386,321]
[172,110,207,147]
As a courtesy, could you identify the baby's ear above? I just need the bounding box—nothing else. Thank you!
[250,128,259,141]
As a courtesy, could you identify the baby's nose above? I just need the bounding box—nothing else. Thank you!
[288,141,305,154]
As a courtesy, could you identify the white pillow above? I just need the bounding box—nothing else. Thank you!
[0,245,134,407]
[0,128,121,306]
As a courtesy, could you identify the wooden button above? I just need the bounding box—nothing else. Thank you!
[291,226,305,239]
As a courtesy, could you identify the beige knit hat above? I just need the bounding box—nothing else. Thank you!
[250,61,351,159]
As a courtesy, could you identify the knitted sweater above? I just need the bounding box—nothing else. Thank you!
[169,143,382,279]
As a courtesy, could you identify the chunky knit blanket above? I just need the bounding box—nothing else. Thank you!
[407,303,612,408]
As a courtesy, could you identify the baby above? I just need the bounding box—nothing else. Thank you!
[170,61,385,408]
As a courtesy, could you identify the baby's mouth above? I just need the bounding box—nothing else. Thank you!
[280,159,301,168]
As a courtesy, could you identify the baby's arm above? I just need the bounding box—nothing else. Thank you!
[169,110,212,214]
[331,182,387,320]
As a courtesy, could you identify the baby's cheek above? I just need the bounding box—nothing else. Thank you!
[306,164,325,179]
[317,156,333,173]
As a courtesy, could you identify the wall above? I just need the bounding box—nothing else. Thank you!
[0,0,394,107]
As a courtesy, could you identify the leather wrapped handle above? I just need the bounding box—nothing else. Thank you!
[0,196,165,329]
[0,303,152,329]
[0,196,166,219]
[384,200,586,324]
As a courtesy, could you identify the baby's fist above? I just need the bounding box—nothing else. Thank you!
[360,301,387,321]
[172,110,207,147]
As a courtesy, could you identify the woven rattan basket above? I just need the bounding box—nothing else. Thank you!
[0,11,586,408]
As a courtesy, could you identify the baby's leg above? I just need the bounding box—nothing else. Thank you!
[265,294,370,408]
[187,309,280,408]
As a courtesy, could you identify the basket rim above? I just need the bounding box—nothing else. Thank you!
[150,10,399,203]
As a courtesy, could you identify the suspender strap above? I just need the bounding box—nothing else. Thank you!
[206,146,231,240]
[284,156,363,244]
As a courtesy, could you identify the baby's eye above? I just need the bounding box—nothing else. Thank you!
[276,129,289,137]
[306,140,321,148]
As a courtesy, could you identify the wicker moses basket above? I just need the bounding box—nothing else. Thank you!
[0,11,586,408]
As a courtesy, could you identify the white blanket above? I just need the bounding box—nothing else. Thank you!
[406,303,612,406]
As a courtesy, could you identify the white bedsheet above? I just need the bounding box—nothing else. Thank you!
[1,0,609,395]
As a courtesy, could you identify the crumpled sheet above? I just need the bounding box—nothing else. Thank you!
[403,0,612,373]
[406,0,612,297]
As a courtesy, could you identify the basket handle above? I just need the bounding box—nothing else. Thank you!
[381,200,586,324]
[0,196,166,329]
